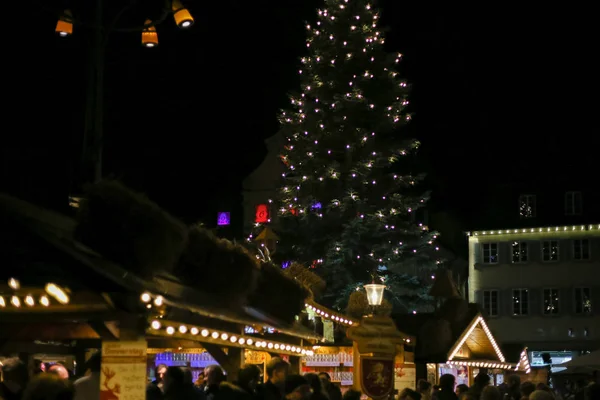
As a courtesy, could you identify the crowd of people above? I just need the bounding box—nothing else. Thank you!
[397,373,600,400]
[4,354,600,400]
[0,354,361,400]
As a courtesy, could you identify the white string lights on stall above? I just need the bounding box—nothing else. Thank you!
[149,319,314,357]
[446,360,514,370]
[468,224,600,237]
[0,278,69,308]
[447,315,505,363]
[306,303,357,326]
[515,348,531,373]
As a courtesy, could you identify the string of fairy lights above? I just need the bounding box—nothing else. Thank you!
[0,278,70,308]
[246,0,443,278]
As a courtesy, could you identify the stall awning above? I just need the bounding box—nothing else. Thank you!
[0,194,322,342]
[447,313,505,362]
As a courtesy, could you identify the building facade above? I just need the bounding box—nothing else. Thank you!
[242,133,284,234]
[468,186,600,366]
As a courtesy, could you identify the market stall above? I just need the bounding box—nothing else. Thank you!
[394,300,516,387]
[0,182,321,393]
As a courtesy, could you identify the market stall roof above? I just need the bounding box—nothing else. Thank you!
[393,301,513,369]
[0,193,321,342]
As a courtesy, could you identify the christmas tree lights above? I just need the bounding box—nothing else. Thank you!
[251,0,442,311]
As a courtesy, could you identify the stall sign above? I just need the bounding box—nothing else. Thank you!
[361,357,394,399]
[101,341,147,400]
[394,363,416,394]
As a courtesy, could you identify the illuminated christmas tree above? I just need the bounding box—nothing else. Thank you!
[253,0,442,311]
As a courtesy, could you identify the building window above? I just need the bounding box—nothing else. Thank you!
[565,191,583,216]
[483,290,499,317]
[575,288,592,314]
[512,241,528,263]
[573,239,590,260]
[542,240,559,262]
[512,289,529,316]
[482,243,499,264]
[519,194,536,218]
[543,288,560,315]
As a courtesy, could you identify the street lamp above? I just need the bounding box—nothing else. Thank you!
[142,20,159,48]
[55,0,194,201]
[55,10,73,37]
[172,0,194,28]
[364,283,386,307]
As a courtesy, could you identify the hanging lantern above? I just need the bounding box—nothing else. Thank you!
[141,20,159,48]
[172,0,194,28]
[55,10,73,37]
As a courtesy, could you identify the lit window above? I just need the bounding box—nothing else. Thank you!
[482,243,499,264]
[512,241,528,263]
[543,288,559,315]
[519,194,536,218]
[575,288,592,314]
[541,240,559,262]
[512,289,529,316]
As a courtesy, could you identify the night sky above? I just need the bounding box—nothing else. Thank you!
[2,2,597,234]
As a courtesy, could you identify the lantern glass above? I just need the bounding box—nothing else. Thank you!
[364,283,385,306]
[172,0,194,28]
[142,20,159,48]
[55,10,73,37]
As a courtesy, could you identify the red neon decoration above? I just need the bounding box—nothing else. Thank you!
[255,204,269,223]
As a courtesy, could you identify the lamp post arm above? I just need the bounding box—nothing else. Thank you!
[102,0,139,46]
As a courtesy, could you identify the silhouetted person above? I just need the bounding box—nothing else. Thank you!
[342,390,361,400]
[520,382,536,400]
[285,375,311,400]
[164,366,204,400]
[262,358,289,400]
[304,373,328,400]
[22,374,74,400]
[434,374,458,400]
[318,373,341,400]
[74,351,101,400]
[204,365,226,400]
[0,358,29,400]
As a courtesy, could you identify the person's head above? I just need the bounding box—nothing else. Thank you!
[586,383,600,400]
[521,381,536,398]
[456,384,469,396]
[238,364,262,391]
[481,386,501,400]
[508,375,521,388]
[87,351,102,373]
[164,366,185,392]
[474,372,491,387]
[48,364,69,380]
[318,372,332,382]
[205,365,226,386]
[399,388,422,400]
[285,375,312,400]
[535,383,551,393]
[0,358,29,392]
[439,374,456,391]
[267,357,290,386]
[303,373,324,395]
[195,372,205,386]
[529,390,554,400]
[343,389,362,400]
[182,367,194,384]
[418,379,432,394]
[155,364,168,383]
[22,373,75,400]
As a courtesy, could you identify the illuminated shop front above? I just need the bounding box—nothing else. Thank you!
[427,314,516,386]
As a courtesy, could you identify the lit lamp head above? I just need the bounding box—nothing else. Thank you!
[55,10,73,37]
[141,20,159,48]
[364,283,386,306]
[172,0,194,28]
